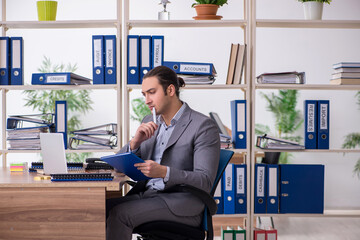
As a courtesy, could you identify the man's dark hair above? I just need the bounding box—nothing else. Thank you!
[143,66,185,97]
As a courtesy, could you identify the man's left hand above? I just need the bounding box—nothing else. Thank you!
[134,160,167,178]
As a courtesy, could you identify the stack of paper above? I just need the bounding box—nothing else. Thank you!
[69,123,117,150]
[256,71,305,84]
[7,114,55,150]
[330,62,360,85]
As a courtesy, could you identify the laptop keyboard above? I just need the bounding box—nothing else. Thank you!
[50,172,113,181]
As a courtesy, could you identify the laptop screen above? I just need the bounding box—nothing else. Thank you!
[40,133,68,174]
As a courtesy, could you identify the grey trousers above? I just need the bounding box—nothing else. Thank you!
[106,189,202,240]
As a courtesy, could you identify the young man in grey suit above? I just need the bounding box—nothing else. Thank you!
[106,66,220,240]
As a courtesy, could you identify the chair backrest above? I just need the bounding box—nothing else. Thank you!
[203,149,234,233]
[211,149,234,196]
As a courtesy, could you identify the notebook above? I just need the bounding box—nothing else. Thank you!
[40,133,68,175]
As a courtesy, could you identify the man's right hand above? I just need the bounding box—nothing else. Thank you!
[130,121,158,150]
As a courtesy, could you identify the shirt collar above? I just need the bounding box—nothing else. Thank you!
[159,102,186,127]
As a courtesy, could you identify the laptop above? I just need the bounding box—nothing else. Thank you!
[40,133,68,174]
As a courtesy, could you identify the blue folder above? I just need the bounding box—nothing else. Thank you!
[10,37,23,85]
[279,164,324,214]
[151,35,164,69]
[139,35,152,83]
[304,100,317,149]
[104,35,117,84]
[234,164,247,214]
[230,100,247,149]
[317,100,330,149]
[31,72,91,85]
[266,164,279,214]
[0,37,10,85]
[214,177,223,214]
[92,35,105,84]
[254,163,266,214]
[127,35,140,84]
[163,61,215,76]
[100,152,151,181]
[223,163,235,214]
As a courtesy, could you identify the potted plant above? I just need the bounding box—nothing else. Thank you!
[192,0,228,20]
[297,0,331,20]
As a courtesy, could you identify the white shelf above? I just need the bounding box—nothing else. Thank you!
[214,214,248,218]
[127,84,248,90]
[0,20,118,29]
[127,20,247,28]
[255,84,360,90]
[0,84,118,91]
[3,149,118,154]
[256,149,360,153]
[256,20,360,29]
[254,209,360,218]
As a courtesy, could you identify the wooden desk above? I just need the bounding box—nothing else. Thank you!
[0,168,125,240]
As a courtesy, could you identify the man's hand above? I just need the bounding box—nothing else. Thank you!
[134,160,167,178]
[130,122,158,150]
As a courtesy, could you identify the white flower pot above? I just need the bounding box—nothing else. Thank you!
[303,2,323,20]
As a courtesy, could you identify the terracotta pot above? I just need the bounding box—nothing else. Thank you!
[194,4,219,16]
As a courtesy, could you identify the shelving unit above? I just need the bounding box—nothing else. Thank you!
[0,0,123,167]
[1,0,359,239]
[250,0,360,239]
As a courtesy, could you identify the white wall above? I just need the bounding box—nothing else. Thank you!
[1,0,360,209]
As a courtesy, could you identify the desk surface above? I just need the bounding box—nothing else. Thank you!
[0,168,126,191]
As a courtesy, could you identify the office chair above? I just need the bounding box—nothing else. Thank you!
[133,149,234,240]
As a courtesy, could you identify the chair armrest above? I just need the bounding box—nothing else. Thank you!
[125,180,137,187]
[162,184,217,215]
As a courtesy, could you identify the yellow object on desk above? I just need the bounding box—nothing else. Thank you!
[33,176,51,181]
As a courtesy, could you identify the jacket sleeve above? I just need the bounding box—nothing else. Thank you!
[164,117,220,194]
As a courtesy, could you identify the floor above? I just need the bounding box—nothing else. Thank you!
[132,217,360,240]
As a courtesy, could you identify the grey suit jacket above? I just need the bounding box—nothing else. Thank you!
[119,103,220,216]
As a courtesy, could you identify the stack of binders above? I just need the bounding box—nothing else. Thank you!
[0,36,23,85]
[256,134,304,150]
[330,62,360,85]
[215,163,247,215]
[254,228,277,240]
[221,226,246,240]
[254,163,325,214]
[127,35,164,84]
[256,71,305,84]
[92,35,117,84]
[69,123,117,150]
[304,100,330,149]
[163,61,217,85]
[6,113,55,150]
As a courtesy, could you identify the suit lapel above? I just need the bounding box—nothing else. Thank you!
[164,104,192,151]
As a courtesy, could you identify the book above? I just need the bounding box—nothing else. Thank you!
[331,72,360,79]
[226,43,239,84]
[233,44,246,85]
[333,62,360,69]
[330,78,360,85]
[256,71,305,84]
[332,67,360,73]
